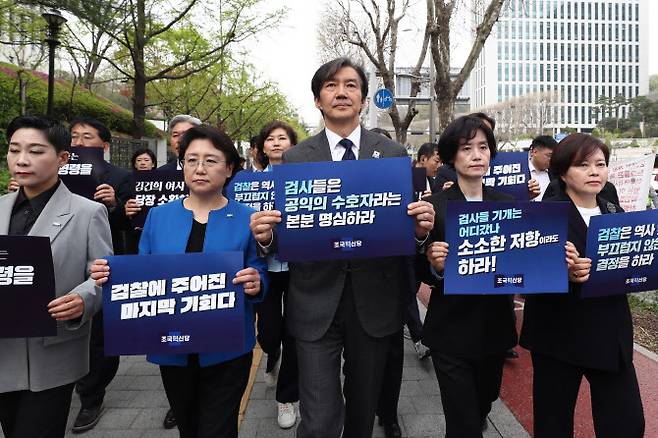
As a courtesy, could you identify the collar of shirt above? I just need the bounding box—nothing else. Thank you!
[12,179,60,216]
[325,126,361,162]
[9,180,61,236]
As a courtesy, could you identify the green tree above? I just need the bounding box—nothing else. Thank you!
[31,0,286,138]
[149,59,307,143]
[650,74,658,93]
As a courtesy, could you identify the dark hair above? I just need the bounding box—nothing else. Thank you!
[131,147,157,170]
[417,142,438,161]
[178,125,241,175]
[370,127,392,139]
[256,120,298,167]
[249,135,259,149]
[69,117,111,143]
[530,135,558,150]
[6,115,71,153]
[311,57,368,102]
[468,112,496,131]
[437,116,497,165]
[550,133,610,179]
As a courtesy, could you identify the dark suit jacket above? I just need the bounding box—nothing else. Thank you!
[520,189,633,372]
[431,164,457,193]
[158,159,180,171]
[419,184,518,358]
[100,161,132,255]
[281,128,414,342]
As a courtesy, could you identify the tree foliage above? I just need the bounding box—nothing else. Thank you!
[29,0,287,138]
[149,59,307,143]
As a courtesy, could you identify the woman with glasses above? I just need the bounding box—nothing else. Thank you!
[91,125,267,438]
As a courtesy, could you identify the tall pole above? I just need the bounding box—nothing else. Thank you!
[46,39,57,116]
[42,9,66,117]
[428,56,436,143]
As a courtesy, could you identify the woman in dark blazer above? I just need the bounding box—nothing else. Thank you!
[92,125,268,438]
[520,133,644,438]
[418,116,518,438]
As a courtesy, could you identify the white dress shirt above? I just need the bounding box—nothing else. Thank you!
[529,159,551,201]
[325,126,361,161]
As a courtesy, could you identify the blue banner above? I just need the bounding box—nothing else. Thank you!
[226,171,275,212]
[444,201,569,294]
[483,152,530,200]
[274,157,415,262]
[102,252,244,355]
[131,170,188,228]
[0,236,56,337]
[581,209,658,298]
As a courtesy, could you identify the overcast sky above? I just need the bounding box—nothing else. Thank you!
[239,0,658,128]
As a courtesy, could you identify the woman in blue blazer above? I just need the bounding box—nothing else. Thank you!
[93,125,267,438]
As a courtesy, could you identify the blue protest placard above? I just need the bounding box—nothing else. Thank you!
[581,209,658,298]
[102,252,244,355]
[226,171,275,212]
[131,170,188,228]
[273,157,415,262]
[59,147,107,200]
[444,201,569,295]
[0,236,56,337]
[483,152,530,200]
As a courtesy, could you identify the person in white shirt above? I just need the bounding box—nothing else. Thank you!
[528,135,557,201]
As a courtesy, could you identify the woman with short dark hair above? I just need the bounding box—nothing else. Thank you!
[92,125,268,438]
[0,115,112,438]
[253,120,300,429]
[131,147,157,171]
[418,115,517,437]
[521,133,645,438]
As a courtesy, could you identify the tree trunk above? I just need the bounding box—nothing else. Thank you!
[435,94,455,133]
[132,0,147,139]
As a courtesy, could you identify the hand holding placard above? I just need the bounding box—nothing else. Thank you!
[249,210,282,246]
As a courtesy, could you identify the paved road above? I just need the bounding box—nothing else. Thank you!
[239,337,530,438]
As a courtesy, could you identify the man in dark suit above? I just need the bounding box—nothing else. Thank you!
[69,117,132,433]
[249,58,435,438]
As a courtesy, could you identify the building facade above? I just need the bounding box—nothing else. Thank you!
[471,0,649,133]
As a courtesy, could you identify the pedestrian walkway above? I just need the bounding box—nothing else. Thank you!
[239,337,530,438]
[500,299,658,438]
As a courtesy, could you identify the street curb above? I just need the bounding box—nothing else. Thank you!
[634,342,658,363]
[239,346,263,427]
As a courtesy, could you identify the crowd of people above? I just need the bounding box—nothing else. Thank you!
[0,56,649,438]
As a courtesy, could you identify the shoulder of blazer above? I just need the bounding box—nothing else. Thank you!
[360,128,406,155]
[284,131,329,162]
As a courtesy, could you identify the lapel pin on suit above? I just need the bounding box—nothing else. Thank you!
[52,222,61,227]
[372,150,381,159]
[606,202,616,213]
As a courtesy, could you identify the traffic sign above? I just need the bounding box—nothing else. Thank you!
[374,88,394,110]
[554,132,568,142]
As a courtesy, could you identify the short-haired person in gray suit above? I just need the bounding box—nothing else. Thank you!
[0,115,113,438]
[249,58,435,438]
